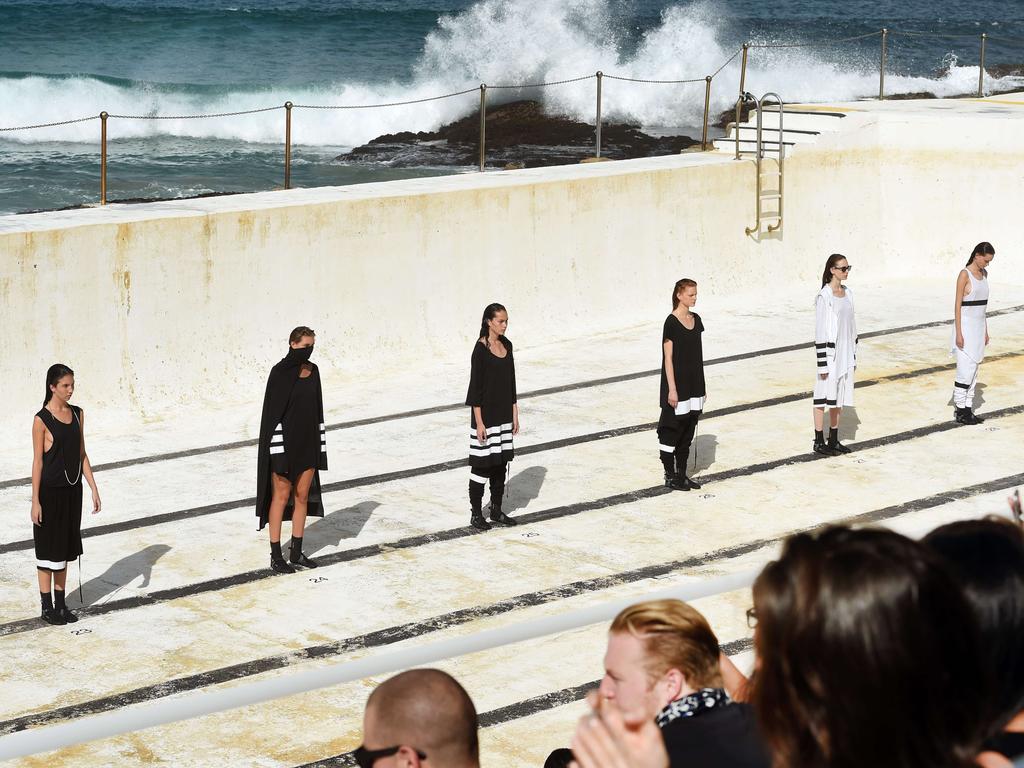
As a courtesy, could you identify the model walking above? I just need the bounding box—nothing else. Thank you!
[256,327,328,573]
[813,254,858,456]
[466,303,519,530]
[31,364,101,625]
[952,242,994,425]
[658,279,706,491]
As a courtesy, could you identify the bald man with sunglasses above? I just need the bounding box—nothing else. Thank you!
[355,668,480,768]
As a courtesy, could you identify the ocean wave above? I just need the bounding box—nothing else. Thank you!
[2,0,1022,146]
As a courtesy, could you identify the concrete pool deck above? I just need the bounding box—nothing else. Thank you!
[1,91,1023,765]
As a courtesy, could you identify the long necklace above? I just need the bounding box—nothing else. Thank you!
[50,406,83,485]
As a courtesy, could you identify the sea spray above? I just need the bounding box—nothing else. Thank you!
[2,0,1022,147]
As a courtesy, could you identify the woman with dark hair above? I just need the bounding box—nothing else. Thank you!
[749,526,988,768]
[658,279,706,491]
[951,242,995,425]
[31,364,101,625]
[812,254,857,456]
[255,326,328,573]
[466,303,519,530]
[923,517,1024,767]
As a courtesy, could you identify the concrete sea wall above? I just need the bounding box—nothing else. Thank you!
[1,102,1022,438]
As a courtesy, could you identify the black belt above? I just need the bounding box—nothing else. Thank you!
[962,299,988,306]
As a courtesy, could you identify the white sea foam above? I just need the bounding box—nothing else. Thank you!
[1,0,1021,146]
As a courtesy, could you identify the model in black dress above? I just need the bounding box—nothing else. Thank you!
[466,303,520,530]
[31,364,101,625]
[658,279,707,491]
[255,326,329,573]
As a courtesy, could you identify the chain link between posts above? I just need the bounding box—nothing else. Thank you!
[0,115,99,132]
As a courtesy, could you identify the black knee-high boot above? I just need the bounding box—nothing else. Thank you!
[469,473,490,530]
[489,463,516,525]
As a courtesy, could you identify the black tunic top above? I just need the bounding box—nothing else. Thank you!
[278,373,319,477]
[37,406,83,488]
[466,338,517,428]
[660,313,706,408]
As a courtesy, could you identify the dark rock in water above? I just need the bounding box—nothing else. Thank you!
[337,100,699,168]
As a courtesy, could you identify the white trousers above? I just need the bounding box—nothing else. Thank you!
[952,348,979,408]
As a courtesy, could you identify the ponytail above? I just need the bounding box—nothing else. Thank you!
[672,279,697,309]
[43,363,74,406]
[966,241,995,267]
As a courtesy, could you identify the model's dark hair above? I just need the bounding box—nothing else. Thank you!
[43,364,75,406]
[821,254,847,288]
[671,279,697,310]
[923,517,1024,735]
[478,303,507,341]
[750,526,987,768]
[966,242,995,267]
[288,326,315,344]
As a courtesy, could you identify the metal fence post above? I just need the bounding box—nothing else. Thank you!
[978,33,988,97]
[478,84,487,172]
[879,28,888,100]
[595,71,603,158]
[739,43,749,98]
[702,76,712,151]
[284,102,293,190]
[100,111,108,206]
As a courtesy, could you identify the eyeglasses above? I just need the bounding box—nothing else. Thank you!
[834,265,853,273]
[745,607,758,629]
[353,745,427,768]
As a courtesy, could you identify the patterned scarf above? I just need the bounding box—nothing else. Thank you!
[656,688,732,727]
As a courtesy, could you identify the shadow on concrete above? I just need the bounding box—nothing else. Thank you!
[689,433,719,474]
[75,544,172,607]
[974,382,988,409]
[505,466,547,512]
[838,406,862,441]
[300,501,380,555]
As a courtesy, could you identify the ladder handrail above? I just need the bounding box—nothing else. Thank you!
[738,92,785,236]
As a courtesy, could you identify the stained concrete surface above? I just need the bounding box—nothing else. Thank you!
[0,278,1022,766]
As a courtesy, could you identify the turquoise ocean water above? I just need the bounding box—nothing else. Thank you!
[1,0,1023,214]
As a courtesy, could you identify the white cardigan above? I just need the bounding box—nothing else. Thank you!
[814,284,858,376]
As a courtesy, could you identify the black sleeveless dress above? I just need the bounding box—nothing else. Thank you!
[34,406,84,571]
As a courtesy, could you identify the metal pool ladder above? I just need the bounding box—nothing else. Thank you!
[734,92,785,235]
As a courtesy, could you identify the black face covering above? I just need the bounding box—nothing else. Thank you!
[284,345,314,366]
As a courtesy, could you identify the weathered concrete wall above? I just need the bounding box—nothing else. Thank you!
[1,102,1021,437]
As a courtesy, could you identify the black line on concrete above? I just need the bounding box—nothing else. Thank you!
[296,637,755,768]
[1,468,1020,736]
[3,347,1020,559]
[1,388,1021,641]
[2,305,1019,491]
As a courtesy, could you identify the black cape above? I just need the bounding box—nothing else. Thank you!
[255,351,329,530]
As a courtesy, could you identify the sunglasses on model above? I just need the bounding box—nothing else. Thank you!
[834,265,853,273]
[746,607,758,628]
[353,745,427,768]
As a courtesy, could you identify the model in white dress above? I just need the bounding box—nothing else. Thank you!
[951,243,995,424]
[813,254,858,456]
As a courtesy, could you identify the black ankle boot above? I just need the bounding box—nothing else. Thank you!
[664,471,690,491]
[828,431,851,455]
[956,406,982,425]
[54,590,78,623]
[813,434,836,456]
[968,408,984,423]
[470,500,491,530]
[289,537,318,568]
[489,503,517,526]
[270,541,295,574]
[40,606,66,626]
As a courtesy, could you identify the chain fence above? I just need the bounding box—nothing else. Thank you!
[1,25,1020,209]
